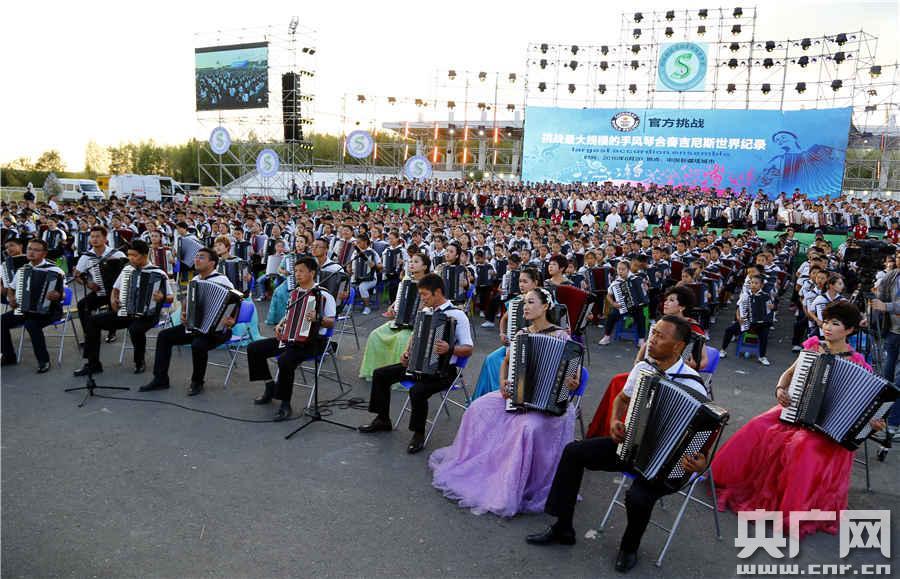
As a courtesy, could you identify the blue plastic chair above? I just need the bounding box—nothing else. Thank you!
[334,286,360,350]
[569,367,590,438]
[394,355,472,447]
[612,314,640,344]
[735,332,760,359]
[17,287,78,366]
[209,300,257,387]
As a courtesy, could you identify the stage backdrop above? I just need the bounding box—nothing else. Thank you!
[522,106,852,198]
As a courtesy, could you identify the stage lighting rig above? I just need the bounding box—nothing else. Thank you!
[571,45,579,55]
[633,28,641,39]
[726,83,736,93]
[478,71,487,81]
[509,73,517,83]
[538,82,547,92]
[732,24,741,35]
[833,52,846,64]
[568,84,576,94]
[665,10,675,20]
[797,56,810,67]
[870,65,882,77]
[540,43,549,54]
[448,70,456,79]
[729,42,740,52]
[634,12,643,22]
[628,84,637,94]
[568,60,578,71]
[761,83,771,94]
[795,82,806,93]
[800,38,812,50]
[831,80,843,91]
[697,26,706,35]
[597,84,607,94]
[698,8,708,18]
[733,7,743,17]
[665,27,674,37]
[599,61,609,70]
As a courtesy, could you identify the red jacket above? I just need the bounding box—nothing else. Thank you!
[887,228,900,244]
[853,224,869,239]
[679,215,692,232]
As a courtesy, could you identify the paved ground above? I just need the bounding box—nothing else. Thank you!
[2,299,897,578]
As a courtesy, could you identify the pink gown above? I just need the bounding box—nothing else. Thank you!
[711,337,871,539]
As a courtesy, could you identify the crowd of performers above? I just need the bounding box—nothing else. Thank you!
[1,183,898,573]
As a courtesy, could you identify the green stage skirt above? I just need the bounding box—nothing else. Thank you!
[358,321,412,380]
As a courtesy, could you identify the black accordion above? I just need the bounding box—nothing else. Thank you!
[610,275,648,313]
[382,247,404,278]
[3,255,28,287]
[500,269,520,300]
[740,293,771,331]
[391,279,420,330]
[220,258,251,294]
[407,308,457,377]
[117,266,167,318]
[352,250,376,283]
[318,270,349,303]
[14,265,64,317]
[475,264,495,288]
[505,334,584,416]
[780,351,898,450]
[440,264,467,303]
[177,236,204,268]
[506,297,525,338]
[617,369,729,490]
[184,279,244,334]
[280,287,321,346]
[85,256,128,298]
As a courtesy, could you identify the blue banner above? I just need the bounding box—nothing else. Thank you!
[522,106,852,198]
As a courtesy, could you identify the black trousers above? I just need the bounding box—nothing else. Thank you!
[152,325,231,384]
[1,311,54,365]
[385,276,401,305]
[485,293,504,323]
[77,292,109,334]
[721,321,770,357]
[475,286,493,313]
[83,311,158,366]
[604,307,646,339]
[369,363,453,433]
[246,336,326,403]
[545,437,675,553]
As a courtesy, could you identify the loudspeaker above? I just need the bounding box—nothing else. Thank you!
[282,73,302,142]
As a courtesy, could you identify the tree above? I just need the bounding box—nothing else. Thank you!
[85,140,111,174]
[3,156,34,171]
[34,150,65,172]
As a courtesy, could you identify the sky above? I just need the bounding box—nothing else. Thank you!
[1,0,897,171]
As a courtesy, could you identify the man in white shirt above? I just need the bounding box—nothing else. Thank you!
[580,208,596,228]
[73,225,126,340]
[527,316,709,574]
[632,211,649,233]
[1,239,67,373]
[605,206,623,232]
[359,273,474,454]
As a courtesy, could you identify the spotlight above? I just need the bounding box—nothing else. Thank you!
[833,52,846,64]
[478,71,487,81]
[763,58,774,68]
[800,38,812,50]
[870,65,882,77]
[448,70,456,79]
[831,79,843,91]
[666,10,675,20]
[633,28,641,38]
[568,60,578,71]
[601,45,609,55]
[634,12,643,22]
[698,8,708,18]
[539,59,548,69]
[357,94,366,103]
[727,58,738,69]
[631,44,641,54]
[568,83,576,94]
[726,83,736,93]
[697,25,706,35]
[795,82,806,93]
[761,83,771,94]
[665,27,674,37]
[733,7,743,17]
[538,82,547,92]
[628,84,637,94]
[797,56,809,67]
[571,45,579,55]
[597,84,607,94]
[732,24,741,35]
[477,102,487,110]
[631,60,640,70]
[447,100,456,109]
[765,40,776,52]
[414,98,424,106]
[835,33,848,45]
[509,73,517,82]
[865,105,877,112]
[506,104,515,111]
[730,42,740,52]
[387,96,396,104]
[540,43,549,54]
[478,128,485,136]
[599,61,609,71]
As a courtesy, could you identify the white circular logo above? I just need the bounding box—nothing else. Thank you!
[209,127,231,155]
[404,155,433,180]
[611,112,640,132]
[256,149,280,178]
[346,130,374,159]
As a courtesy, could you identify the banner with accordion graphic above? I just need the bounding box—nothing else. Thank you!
[522,106,852,198]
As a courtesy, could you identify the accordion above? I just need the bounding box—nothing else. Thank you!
[382,247,404,278]
[500,269,521,300]
[14,265,64,317]
[318,270,349,302]
[220,259,251,294]
[331,239,353,266]
[407,308,457,377]
[117,266,167,318]
[150,247,171,274]
[184,279,244,334]
[617,370,729,490]
[647,264,669,290]
[85,256,128,298]
[391,279,420,330]
[610,275,648,314]
[780,351,898,450]
[555,284,592,335]
[740,293,771,331]
[177,236,204,268]
[233,241,251,262]
[114,228,135,250]
[505,334,584,416]
[506,296,526,337]
[279,287,321,346]
[440,264,467,303]
[493,259,508,280]
[475,264,495,287]
[586,266,611,294]
[3,255,28,287]
[352,250,376,284]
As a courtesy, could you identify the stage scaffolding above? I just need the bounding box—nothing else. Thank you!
[194,20,317,196]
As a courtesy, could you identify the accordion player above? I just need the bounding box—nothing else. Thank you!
[609,273,649,314]
[13,263,65,318]
[505,333,584,416]
[740,291,772,332]
[407,308,458,377]
[184,278,245,335]
[780,351,898,450]
[116,265,168,318]
[278,286,324,347]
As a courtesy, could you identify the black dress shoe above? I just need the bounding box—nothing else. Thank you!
[134,362,146,375]
[138,380,170,392]
[187,382,204,396]
[525,525,577,546]
[254,381,275,405]
[614,549,638,573]
[407,433,426,454]
[105,333,117,344]
[73,364,103,377]
[358,416,393,433]
[37,362,51,374]
[273,402,292,421]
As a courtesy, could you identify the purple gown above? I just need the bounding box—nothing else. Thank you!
[428,391,576,517]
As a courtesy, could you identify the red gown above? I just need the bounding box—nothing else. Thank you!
[711,337,871,539]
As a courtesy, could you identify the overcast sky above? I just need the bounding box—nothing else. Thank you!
[1,0,897,170]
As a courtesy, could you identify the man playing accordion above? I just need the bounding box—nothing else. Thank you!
[73,225,126,343]
[73,240,174,377]
[246,256,337,421]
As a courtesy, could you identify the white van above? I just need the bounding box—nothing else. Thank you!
[56,179,105,201]
[108,174,185,202]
